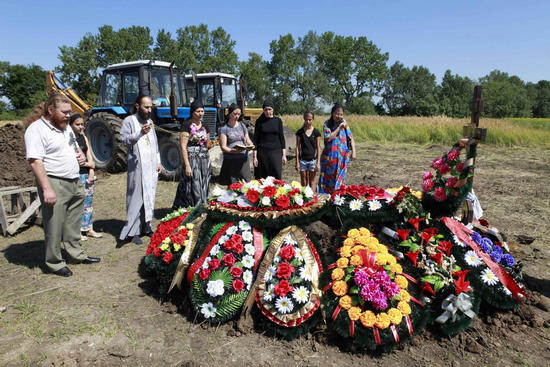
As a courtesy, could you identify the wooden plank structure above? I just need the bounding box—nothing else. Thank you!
[0,186,41,236]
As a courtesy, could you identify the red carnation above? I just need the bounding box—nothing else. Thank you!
[222,253,236,267]
[274,280,294,297]
[275,195,290,209]
[447,149,460,161]
[432,157,444,169]
[263,186,276,198]
[246,189,260,203]
[163,251,173,264]
[446,177,458,188]
[232,279,245,293]
[153,247,162,258]
[437,163,451,175]
[422,171,433,180]
[209,258,221,270]
[279,245,296,261]
[422,179,434,193]
[230,266,243,278]
[229,182,243,191]
[434,187,447,201]
[456,162,464,173]
[146,246,154,255]
[233,242,244,255]
[199,268,211,280]
[276,262,295,279]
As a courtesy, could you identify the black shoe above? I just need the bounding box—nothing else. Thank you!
[132,235,143,244]
[81,256,101,264]
[53,266,73,277]
[143,231,154,237]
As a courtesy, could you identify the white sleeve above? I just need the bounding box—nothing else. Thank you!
[24,125,46,160]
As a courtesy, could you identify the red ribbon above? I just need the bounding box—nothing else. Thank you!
[349,320,355,337]
[373,326,381,345]
[390,324,400,343]
[252,226,264,271]
[410,296,424,308]
[332,305,341,321]
[401,272,417,284]
[327,263,337,270]
[323,280,336,293]
[187,222,234,284]
[441,217,527,303]
[405,315,413,335]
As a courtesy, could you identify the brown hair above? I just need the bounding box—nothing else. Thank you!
[130,94,151,114]
[43,93,71,117]
[23,102,45,129]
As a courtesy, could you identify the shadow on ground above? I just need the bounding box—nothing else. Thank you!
[1,240,47,271]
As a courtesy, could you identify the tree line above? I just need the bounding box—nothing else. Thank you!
[1,24,549,119]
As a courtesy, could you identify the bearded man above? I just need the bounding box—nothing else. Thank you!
[119,95,161,244]
[24,93,100,276]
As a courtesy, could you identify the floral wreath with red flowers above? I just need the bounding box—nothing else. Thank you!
[422,148,467,202]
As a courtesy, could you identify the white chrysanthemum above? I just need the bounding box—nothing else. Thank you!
[284,234,297,245]
[464,250,482,267]
[294,194,304,206]
[481,268,499,286]
[294,248,304,262]
[452,234,466,247]
[206,279,225,297]
[292,286,310,304]
[500,285,512,296]
[303,186,314,199]
[245,180,260,190]
[261,196,272,206]
[239,221,251,231]
[202,257,212,269]
[218,191,237,203]
[299,266,312,281]
[243,270,253,287]
[209,245,220,256]
[291,181,301,188]
[333,195,345,206]
[273,255,281,264]
[260,176,275,188]
[237,195,252,208]
[263,284,275,301]
[218,235,229,244]
[200,302,217,318]
[245,243,255,256]
[242,231,253,243]
[211,185,224,197]
[275,296,294,314]
[242,255,255,269]
[349,199,363,211]
[283,184,292,191]
[226,226,238,235]
[264,265,277,281]
[367,200,382,211]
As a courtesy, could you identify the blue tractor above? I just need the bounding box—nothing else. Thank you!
[84,60,217,180]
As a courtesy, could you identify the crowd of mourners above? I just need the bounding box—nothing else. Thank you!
[23,93,356,277]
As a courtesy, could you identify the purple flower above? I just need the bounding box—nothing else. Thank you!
[480,242,492,253]
[481,237,493,248]
[370,290,388,310]
[490,250,502,263]
[471,232,482,245]
[491,245,503,255]
[354,270,370,288]
[501,254,515,267]
[383,281,400,298]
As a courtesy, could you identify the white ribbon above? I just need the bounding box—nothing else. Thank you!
[435,293,476,324]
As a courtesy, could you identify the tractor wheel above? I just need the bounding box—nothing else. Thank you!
[85,113,127,173]
[158,133,182,181]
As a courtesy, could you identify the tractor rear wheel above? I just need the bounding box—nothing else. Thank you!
[158,132,182,181]
[85,112,127,173]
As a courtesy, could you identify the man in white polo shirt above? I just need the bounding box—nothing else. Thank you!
[24,93,100,277]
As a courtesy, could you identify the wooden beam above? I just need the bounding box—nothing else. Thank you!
[6,198,41,235]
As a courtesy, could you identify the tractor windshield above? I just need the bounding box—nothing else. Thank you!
[221,77,238,105]
[150,68,186,106]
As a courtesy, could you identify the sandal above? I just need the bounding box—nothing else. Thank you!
[81,235,88,241]
[86,230,103,238]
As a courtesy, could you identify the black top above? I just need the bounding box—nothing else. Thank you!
[296,127,321,161]
[253,116,285,150]
[76,134,89,174]
[181,119,210,147]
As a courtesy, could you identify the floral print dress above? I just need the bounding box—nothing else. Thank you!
[317,120,353,194]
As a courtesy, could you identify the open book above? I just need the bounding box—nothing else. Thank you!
[234,144,255,150]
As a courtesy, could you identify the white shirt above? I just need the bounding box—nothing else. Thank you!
[24,117,80,179]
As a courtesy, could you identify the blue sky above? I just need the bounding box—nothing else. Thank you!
[1,0,549,83]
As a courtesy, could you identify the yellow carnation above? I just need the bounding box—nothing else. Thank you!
[336,257,349,269]
[350,255,363,267]
[347,228,360,239]
[333,280,348,296]
[357,235,370,245]
[291,180,301,188]
[388,308,403,325]
[276,187,287,197]
[160,243,169,251]
[375,312,391,329]
[390,263,402,274]
[365,237,379,246]
[340,246,352,258]
[186,223,194,230]
[343,238,355,247]
[173,243,181,252]
[331,268,345,281]
[398,301,412,315]
[398,289,411,303]
[351,245,366,256]
[359,227,371,236]
[339,295,352,310]
[347,306,362,321]
[360,310,377,327]
[387,255,397,265]
[395,275,408,289]
[375,253,390,266]
[162,238,170,244]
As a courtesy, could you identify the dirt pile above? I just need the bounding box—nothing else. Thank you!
[0,122,34,188]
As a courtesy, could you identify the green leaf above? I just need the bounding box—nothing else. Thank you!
[421,275,440,284]
[289,277,302,285]
[349,286,359,295]
[409,243,420,252]
[399,240,412,247]
[434,279,444,292]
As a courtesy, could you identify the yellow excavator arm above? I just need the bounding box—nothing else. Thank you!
[46,71,92,116]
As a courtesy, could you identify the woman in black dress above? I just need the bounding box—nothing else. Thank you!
[252,99,286,179]
[173,100,212,209]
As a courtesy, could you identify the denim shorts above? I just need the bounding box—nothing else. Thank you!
[299,159,317,171]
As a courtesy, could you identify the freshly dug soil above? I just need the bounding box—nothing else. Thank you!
[0,123,34,188]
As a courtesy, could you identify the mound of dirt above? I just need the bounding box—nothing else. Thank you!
[0,122,34,188]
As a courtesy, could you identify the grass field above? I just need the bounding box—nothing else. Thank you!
[282,115,550,148]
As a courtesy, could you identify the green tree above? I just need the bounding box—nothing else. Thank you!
[379,62,440,116]
[480,70,530,118]
[315,32,388,113]
[238,52,271,105]
[267,34,300,113]
[439,70,474,117]
[0,63,46,112]
[532,80,550,117]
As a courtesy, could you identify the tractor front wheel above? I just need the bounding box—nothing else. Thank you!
[158,133,182,181]
[85,113,127,173]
